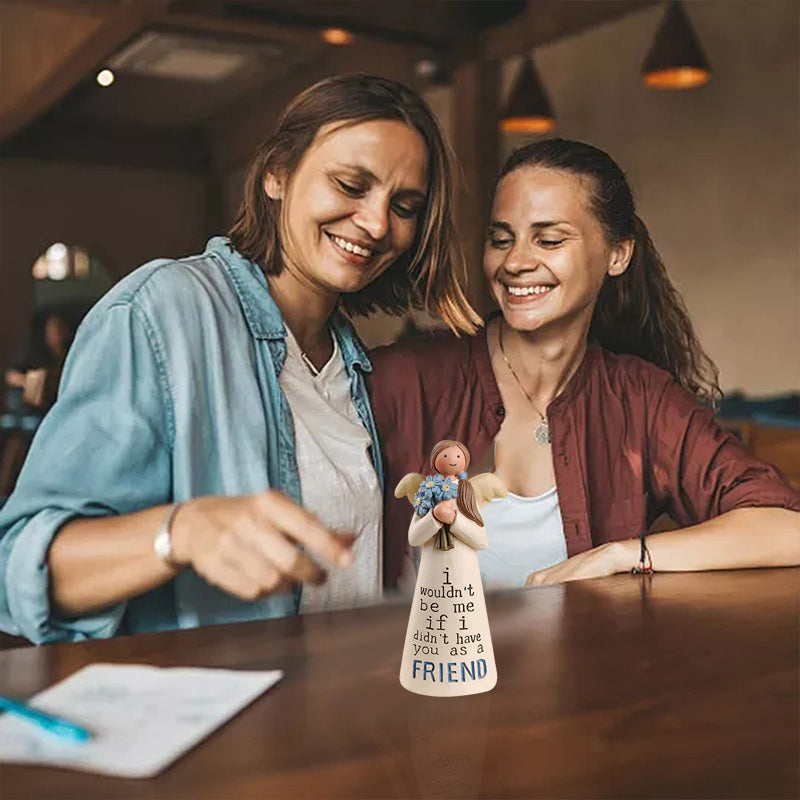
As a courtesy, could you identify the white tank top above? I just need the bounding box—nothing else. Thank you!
[476,448,567,588]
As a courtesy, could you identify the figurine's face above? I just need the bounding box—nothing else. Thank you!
[434,446,466,477]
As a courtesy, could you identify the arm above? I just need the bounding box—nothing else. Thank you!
[528,507,800,585]
[408,511,443,547]
[449,512,488,550]
[528,378,800,586]
[622,507,800,571]
[0,301,172,642]
[0,302,350,643]
[419,501,488,549]
[48,491,351,618]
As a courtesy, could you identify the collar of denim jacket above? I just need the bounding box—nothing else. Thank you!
[330,312,372,374]
[206,236,285,340]
[205,236,372,373]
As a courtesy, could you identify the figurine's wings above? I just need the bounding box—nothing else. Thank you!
[468,472,508,506]
[395,472,426,506]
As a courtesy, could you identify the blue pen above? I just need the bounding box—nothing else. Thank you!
[0,694,92,743]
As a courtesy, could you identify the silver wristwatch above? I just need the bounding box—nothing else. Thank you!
[154,503,184,569]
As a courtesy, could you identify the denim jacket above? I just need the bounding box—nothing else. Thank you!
[0,237,383,644]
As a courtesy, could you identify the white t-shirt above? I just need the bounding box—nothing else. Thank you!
[279,329,383,613]
[477,486,566,589]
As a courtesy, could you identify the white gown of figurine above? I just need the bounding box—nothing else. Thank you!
[399,500,498,696]
[397,441,506,696]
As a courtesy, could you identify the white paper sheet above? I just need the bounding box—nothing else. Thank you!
[0,663,283,778]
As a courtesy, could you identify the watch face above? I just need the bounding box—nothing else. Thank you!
[154,528,173,561]
[154,504,182,567]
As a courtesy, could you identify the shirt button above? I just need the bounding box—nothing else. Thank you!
[495,404,505,418]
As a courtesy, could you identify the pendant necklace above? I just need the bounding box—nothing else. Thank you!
[300,350,321,377]
[295,329,333,378]
[497,322,552,445]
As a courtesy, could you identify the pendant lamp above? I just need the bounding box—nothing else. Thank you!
[499,56,555,133]
[642,1,711,89]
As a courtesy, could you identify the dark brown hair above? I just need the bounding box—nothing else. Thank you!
[498,138,722,406]
[429,440,483,526]
[228,74,480,334]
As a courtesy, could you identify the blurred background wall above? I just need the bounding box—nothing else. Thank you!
[500,0,799,395]
[0,159,206,341]
[0,0,797,399]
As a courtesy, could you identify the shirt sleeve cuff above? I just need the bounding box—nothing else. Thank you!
[5,509,126,644]
[719,468,800,516]
[450,514,489,550]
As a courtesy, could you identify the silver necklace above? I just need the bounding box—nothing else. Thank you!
[294,329,332,378]
[300,350,321,377]
[497,322,551,445]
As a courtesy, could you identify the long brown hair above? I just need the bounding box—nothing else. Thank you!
[498,138,722,406]
[429,440,483,526]
[228,74,480,335]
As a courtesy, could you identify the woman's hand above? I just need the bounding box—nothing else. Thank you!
[432,499,456,525]
[525,541,629,587]
[170,490,355,601]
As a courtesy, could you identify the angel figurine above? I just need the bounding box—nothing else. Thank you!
[396,440,507,696]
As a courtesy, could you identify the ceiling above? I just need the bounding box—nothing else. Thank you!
[171,0,530,48]
[0,0,654,169]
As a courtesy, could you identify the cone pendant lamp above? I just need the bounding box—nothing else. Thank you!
[499,56,555,133]
[642,1,711,89]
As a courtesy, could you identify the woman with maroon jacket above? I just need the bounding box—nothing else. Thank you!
[369,138,800,590]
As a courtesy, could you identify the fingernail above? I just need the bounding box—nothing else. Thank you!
[338,549,354,568]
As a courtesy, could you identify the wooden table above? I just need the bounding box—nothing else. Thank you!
[1,569,797,799]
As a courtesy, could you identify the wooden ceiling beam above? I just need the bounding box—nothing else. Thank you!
[154,9,439,53]
[0,0,171,143]
[153,10,320,47]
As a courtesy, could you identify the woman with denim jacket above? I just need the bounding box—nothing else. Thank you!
[0,75,479,644]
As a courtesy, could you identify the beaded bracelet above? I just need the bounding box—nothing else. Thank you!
[631,531,654,575]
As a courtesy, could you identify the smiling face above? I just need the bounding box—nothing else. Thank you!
[433,445,466,478]
[266,118,429,299]
[484,166,632,335]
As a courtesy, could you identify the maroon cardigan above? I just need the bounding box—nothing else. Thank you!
[368,328,800,588]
